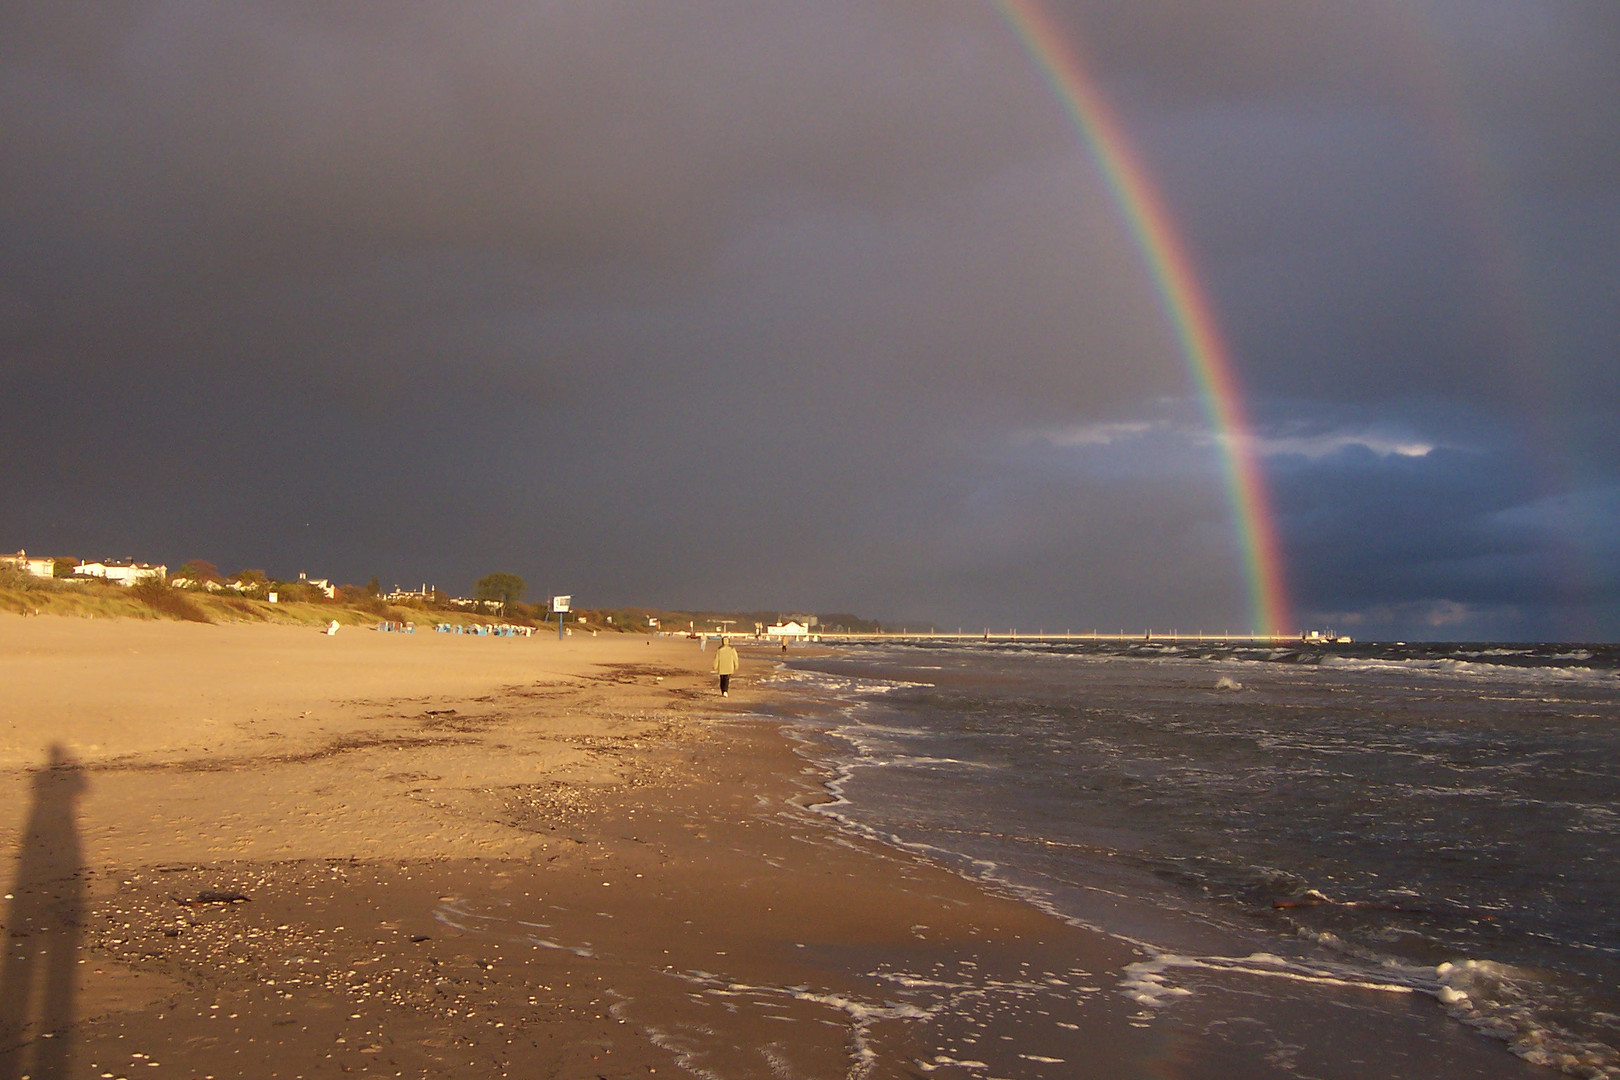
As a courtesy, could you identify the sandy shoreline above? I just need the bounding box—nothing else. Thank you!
[2,615,1540,1079]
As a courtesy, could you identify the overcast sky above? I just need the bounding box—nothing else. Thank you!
[3,1,1617,640]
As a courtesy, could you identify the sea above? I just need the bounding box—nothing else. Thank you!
[769,639,1620,1078]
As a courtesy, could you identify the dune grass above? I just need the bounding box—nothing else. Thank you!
[0,571,511,628]
[131,574,212,622]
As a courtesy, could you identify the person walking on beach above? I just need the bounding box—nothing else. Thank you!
[712,637,740,697]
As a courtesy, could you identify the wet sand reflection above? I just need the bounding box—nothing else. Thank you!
[0,745,87,1080]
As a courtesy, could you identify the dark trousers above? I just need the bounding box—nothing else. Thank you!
[719,674,731,693]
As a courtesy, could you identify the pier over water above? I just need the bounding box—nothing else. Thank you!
[801,630,1306,646]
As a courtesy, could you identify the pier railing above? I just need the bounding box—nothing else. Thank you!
[781,630,1304,645]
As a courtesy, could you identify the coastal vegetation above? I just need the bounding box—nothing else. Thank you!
[1,561,880,634]
[473,571,526,616]
[1,565,485,629]
[130,572,211,623]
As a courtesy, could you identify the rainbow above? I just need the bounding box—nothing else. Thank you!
[999,0,1291,638]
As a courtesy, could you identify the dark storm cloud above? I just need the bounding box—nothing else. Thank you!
[2,2,1617,638]
[1032,0,1620,424]
[2,4,1041,266]
[1277,443,1620,641]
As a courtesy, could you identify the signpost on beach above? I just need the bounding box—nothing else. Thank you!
[552,595,570,641]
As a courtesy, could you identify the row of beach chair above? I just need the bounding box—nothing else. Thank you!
[434,623,535,637]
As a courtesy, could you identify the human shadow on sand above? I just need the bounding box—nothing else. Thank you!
[0,744,87,1080]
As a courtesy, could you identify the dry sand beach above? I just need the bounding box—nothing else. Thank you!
[1,616,1539,1080]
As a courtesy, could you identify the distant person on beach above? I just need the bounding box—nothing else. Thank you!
[712,637,740,697]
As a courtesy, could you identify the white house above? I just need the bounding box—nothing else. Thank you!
[386,584,435,603]
[298,572,337,599]
[2,550,57,579]
[764,620,812,639]
[74,559,168,586]
[170,577,228,592]
[222,575,272,596]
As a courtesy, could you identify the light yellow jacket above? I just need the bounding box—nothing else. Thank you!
[712,645,741,676]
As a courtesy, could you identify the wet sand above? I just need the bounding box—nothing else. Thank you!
[0,616,1541,1079]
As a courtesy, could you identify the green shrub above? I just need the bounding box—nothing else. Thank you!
[130,574,212,623]
[0,564,47,591]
